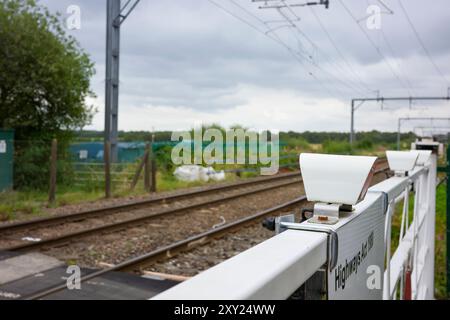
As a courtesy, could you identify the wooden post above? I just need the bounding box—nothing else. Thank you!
[130,149,148,191]
[150,134,156,192]
[48,138,57,204]
[104,141,111,198]
[144,143,151,192]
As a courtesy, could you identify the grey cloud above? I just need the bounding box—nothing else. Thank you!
[37,0,450,131]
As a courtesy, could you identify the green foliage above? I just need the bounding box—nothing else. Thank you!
[283,136,311,151]
[13,143,50,189]
[280,130,416,146]
[322,140,352,154]
[0,0,95,188]
[0,0,95,133]
[13,140,75,190]
[355,139,373,151]
[434,183,447,299]
[154,145,175,174]
[390,183,447,299]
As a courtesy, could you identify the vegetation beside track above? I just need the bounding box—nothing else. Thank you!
[391,182,447,299]
[434,183,447,299]
[0,133,409,222]
[0,173,239,222]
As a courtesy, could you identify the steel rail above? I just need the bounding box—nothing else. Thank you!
[1,158,387,234]
[4,164,390,253]
[0,171,301,234]
[5,178,302,252]
[24,196,308,300]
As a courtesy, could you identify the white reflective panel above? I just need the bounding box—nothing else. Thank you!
[386,151,418,172]
[410,150,431,166]
[299,153,377,205]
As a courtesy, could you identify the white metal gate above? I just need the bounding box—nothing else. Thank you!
[153,145,439,300]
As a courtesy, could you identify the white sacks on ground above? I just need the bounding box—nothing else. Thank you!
[209,169,225,181]
[173,165,225,182]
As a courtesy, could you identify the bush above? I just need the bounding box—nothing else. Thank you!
[154,145,176,174]
[283,137,310,151]
[356,139,373,151]
[14,140,75,190]
[322,140,352,154]
[14,143,50,190]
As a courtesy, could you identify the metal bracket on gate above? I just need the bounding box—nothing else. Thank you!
[279,222,339,270]
[275,214,295,234]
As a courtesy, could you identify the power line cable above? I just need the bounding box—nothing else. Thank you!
[270,2,372,96]
[229,0,374,96]
[379,29,415,94]
[210,0,379,99]
[362,0,415,97]
[397,0,449,86]
[227,0,370,96]
[338,0,412,95]
[361,0,415,95]
[309,6,374,94]
[207,0,339,97]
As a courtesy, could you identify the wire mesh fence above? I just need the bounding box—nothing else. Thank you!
[6,138,300,202]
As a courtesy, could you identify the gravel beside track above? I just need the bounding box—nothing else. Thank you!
[37,182,306,267]
[0,176,300,249]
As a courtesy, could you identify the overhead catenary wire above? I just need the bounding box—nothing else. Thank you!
[356,0,394,23]
[208,0,341,98]
[338,0,413,95]
[378,28,415,95]
[269,1,373,96]
[397,0,449,87]
[210,0,375,98]
[211,0,316,78]
[308,6,375,94]
[360,0,415,97]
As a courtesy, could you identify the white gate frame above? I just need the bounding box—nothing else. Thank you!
[371,152,436,299]
[153,150,437,300]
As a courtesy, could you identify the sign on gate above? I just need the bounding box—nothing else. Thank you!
[327,192,385,299]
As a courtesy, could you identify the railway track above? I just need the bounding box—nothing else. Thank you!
[23,196,308,300]
[0,174,302,252]
[0,160,389,253]
[0,157,388,233]
[0,171,301,234]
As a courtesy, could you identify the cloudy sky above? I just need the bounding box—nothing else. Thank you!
[40,0,450,133]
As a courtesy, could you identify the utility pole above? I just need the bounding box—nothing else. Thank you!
[105,0,141,162]
[349,92,450,148]
[105,0,121,163]
[104,0,140,195]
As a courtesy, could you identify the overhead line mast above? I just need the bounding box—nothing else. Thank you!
[349,93,450,148]
[103,0,140,197]
[105,0,140,163]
